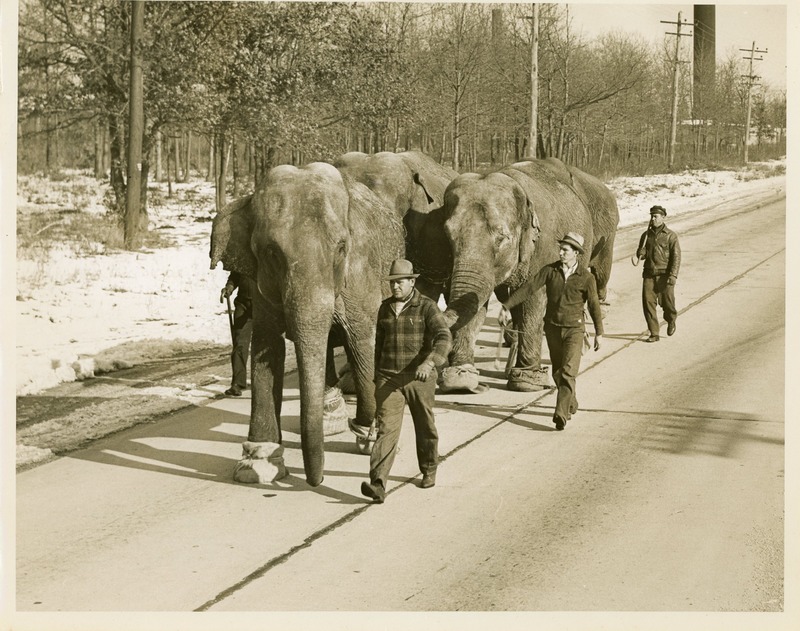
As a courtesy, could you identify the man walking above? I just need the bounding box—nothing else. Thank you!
[357,259,452,504]
[631,205,681,342]
[501,233,603,431]
[220,271,254,397]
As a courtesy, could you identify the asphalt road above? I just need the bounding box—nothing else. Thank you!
[14,190,786,623]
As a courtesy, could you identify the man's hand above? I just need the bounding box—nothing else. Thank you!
[220,285,233,304]
[594,334,602,351]
[667,277,676,286]
[498,305,512,328]
[415,360,435,382]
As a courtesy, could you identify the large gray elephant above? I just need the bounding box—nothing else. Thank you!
[413,157,619,393]
[210,162,405,486]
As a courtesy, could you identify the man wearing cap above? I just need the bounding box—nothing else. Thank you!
[358,259,452,503]
[500,232,603,431]
[631,205,681,342]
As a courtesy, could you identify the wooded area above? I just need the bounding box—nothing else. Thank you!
[18,1,786,243]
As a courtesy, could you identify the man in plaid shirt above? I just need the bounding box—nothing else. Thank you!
[358,259,452,503]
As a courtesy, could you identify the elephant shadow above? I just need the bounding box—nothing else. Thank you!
[70,403,366,504]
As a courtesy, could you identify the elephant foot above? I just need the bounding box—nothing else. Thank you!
[507,367,551,392]
[233,441,287,484]
[438,364,488,394]
[322,386,349,435]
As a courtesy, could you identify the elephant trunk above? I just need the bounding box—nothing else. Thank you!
[443,263,495,365]
[287,297,333,487]
[444,263,495,328]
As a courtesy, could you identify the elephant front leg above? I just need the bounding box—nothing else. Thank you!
[507,294,551,392]
[343,322,377,429]
[438,303,487,394]
[234,313,288,484]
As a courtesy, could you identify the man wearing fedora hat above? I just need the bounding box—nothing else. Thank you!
[631,205,681,342]
[358,258,452,503]
[500,232,603,431]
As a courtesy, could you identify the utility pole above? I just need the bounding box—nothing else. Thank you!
[528,4,539,158]
[740,41,767,164]
[661,11,692,170]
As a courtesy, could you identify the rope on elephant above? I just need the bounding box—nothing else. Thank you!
[494,321,521,374]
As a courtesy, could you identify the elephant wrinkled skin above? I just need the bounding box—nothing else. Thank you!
[210,162,405,486]
[413,157,619,393]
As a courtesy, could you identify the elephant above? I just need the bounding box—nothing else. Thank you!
[412,157,619,393]
[210,162,405,486]
[332,150,459,258]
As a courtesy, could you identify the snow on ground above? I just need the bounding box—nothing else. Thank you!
[14,160,786,397]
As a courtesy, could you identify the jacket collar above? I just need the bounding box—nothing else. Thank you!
[551,260,587,276]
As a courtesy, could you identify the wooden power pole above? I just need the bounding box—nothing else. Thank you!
[125,0,145,250]
[740,41,767,164]
[661,11,692,170]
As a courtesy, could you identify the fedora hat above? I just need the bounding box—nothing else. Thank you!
[384,258,419,280]
[650,205,667,216]
[557,232,585,253]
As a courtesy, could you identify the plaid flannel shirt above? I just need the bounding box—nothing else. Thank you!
[375,289,452,375]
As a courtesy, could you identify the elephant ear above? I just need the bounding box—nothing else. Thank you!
[514,186,540,263]
[412,172,435,206]
[209,194,258,279]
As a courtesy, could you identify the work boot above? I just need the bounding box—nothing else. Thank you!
[645,335,660,343]
[361,481,385,503]
[420,471,437,489]
[667,321,676,336]
[225,386,242,397]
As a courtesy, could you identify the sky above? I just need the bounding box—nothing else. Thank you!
[567,3,788,92]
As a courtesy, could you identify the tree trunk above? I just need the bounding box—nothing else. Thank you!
[184,129,192,180]
[124,0,144,250]
[109,115,126,213]
[155,130,163,181]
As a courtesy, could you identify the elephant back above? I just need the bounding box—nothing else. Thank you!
[503,161,594,267]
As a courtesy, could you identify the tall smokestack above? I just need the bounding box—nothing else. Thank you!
[693,5,716,89]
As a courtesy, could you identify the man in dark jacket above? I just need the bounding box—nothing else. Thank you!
[220,271,254,397]
[631,205,681,342]
[357,259,452,503]
[501,232,603,431]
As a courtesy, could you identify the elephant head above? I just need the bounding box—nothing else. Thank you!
[211,162,354,486]
[438,172,541,332]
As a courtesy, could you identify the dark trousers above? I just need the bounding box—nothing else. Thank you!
[369,371,439,489]
[544,324,583,424]
[230,300,253,389]
[642,275,677,336]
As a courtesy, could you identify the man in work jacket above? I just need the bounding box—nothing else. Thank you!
[501,232,604,431]
[357,259,452,503]
[632,205,681,342]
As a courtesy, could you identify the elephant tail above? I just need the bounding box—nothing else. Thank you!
[589,234,607,263]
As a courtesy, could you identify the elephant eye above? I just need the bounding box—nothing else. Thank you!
[494,231,511,247]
